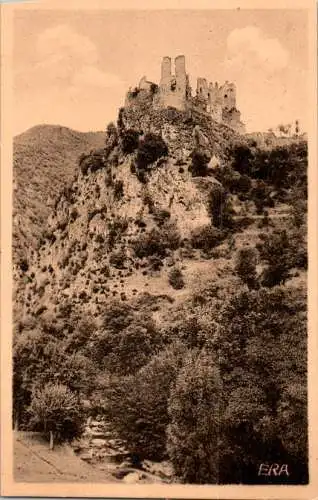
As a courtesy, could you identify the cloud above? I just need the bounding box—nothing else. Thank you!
[225,26,289,73]
[36,24,98,65]
[214,26,306,132]
[31,24,121,90]
[73,65,124,88]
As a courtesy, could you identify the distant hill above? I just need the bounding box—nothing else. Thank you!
[13,124,105,265]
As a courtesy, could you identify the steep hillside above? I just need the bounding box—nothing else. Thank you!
[14,109,242,322]
[13,104,308,485]
[13,125,105,266]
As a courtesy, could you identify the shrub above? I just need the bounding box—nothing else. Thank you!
[168,267,185,290]
[234,247,258,289]
[79,149,105,175]
[257,230,293,286]
[148,255,164,271]
[250,180,273,214]
[133,229,166,258]
[136,133,168,171]
[109,249,126,269]
[161,221,181,250]
[113,180,124,200]
[19,259,29,272]
[189,148,210,177]
[28,383,85,448]
[190,224,225,252]
[103,342,189,460]
[107,217,128,250]
[120,129,140,154]
[152,209,171,226]
[208,185,234,230]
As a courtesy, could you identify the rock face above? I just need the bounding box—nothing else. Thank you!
[14,106,236,323]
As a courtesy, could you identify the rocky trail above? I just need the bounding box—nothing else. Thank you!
[72,417,174,484]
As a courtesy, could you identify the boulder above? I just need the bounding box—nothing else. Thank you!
[91,438,107,447]
[123,471,141,484]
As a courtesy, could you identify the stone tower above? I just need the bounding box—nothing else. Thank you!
[221,81,237,110]
[157,55,189,111]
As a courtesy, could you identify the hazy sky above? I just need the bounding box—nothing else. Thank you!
[13,8,309,134]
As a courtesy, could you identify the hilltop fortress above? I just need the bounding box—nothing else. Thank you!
[125,55,246,134]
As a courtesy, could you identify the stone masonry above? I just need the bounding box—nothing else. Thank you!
[125,55,246,134]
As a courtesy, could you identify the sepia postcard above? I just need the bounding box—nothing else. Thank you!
[1,0,317,498]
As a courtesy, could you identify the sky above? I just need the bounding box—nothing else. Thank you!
[13,8,309,135]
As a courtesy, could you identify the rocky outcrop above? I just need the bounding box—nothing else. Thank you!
[72,417,174,484]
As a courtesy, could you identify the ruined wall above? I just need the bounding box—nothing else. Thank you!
[220,82,236,110]
[125,55,245,134]
[155,55,189,111]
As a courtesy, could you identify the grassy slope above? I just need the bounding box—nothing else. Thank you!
[13,124,105,263]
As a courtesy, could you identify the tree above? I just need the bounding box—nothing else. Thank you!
[234,247,258,289]
[104,342,189,460]
[257,230,293,286]
[105,122,118,155]
[28,383,85,449]
[168,267,185,290]
[167,349,224,483]
[190,224,225,252]
[208,185,234,230]
[13,331,96,428]
[215,285,307,483]
[295,119,300,137]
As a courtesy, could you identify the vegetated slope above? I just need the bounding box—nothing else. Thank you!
[13,104,308,484]
[13,124,105,266]
[14,108,240,322]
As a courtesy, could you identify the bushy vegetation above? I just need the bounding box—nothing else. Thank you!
[168,267,185,290]
[79,149,106,175]
[189,148,210,177]
[208,185,234,230]
[28,383,84,448]
[167,350,223,483]
[229,140,307,199]
[133,223,181,259]
[190,224,225,252]
[136,133,168,171]
[120,128,140,154]
[103,343,188,460]
[257,227,307,286]
[234,247,258,289]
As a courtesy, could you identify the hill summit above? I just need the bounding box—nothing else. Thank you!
[125,54,245,134]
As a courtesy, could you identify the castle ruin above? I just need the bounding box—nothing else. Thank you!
[125,55,246,134]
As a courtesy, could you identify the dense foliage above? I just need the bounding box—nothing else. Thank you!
[136,133,168,170]
[28,383,84,446]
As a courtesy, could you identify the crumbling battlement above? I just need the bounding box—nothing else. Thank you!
[125,55,246,134]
